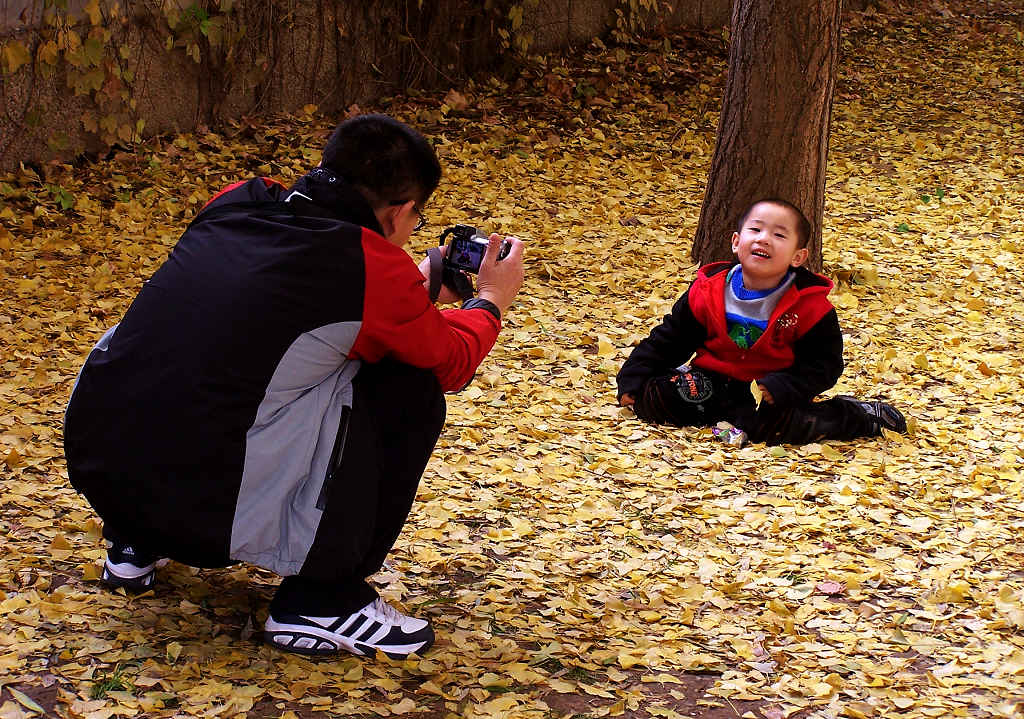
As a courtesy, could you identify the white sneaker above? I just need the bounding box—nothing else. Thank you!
[264,598,434,658]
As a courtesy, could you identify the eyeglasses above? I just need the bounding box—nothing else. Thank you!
[391,199,426,232]
[412,203,426,232]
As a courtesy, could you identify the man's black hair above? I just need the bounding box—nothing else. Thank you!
[737,198,812,249]
[320,114,441,209]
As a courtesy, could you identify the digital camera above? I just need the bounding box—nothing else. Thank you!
[440,224,511,274]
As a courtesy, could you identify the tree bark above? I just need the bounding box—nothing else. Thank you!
[691,0,842,270]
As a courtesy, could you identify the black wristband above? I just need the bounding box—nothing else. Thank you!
[461,297,501,322]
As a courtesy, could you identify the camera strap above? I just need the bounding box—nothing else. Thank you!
[426,246,444,303]
[426,247,475,302]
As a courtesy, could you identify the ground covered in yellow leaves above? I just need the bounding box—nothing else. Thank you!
[1,2,1022,718]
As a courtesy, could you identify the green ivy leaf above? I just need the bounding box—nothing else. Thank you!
[2,41,32,74]
[65,46,86,69]
[37,40,59,66]
[47,184,75,211]
[84,37,104,66]
[81,67,104,92]
[80,111,98,133]
[47,132,71,152]
[100,114,118,134]
[509,4,523,31]
[84,0,102,25]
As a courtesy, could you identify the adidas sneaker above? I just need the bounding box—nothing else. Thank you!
[264,597,434,659]
[101,542,166,592]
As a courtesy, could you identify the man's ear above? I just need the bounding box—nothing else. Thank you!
[730,232,741,254]
[375,202,404,240]
[790,247,809,268]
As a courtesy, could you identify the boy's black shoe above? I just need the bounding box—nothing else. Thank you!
[836,396,907,435]
[264,598,435,659]
[101,542,164,591]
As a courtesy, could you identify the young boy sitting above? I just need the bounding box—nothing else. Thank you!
[617,198,905,446]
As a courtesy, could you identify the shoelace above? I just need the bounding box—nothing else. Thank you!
[371,598,405,624]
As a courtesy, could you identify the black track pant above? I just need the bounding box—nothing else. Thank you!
[728,397,878,445]
[270,359,446,617]
[634,368,878,446]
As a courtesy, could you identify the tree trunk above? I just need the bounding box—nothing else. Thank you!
[691,0,842,271]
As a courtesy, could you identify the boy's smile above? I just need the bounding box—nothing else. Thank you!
[731,201,809,290]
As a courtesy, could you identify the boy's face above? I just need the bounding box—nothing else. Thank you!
[731,202,809,289]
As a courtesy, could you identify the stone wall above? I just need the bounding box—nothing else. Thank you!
[523,0,729,51]
[0,0,732,170]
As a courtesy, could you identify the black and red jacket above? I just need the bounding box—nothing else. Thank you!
[65,176,500,575]
[617,262,843,407]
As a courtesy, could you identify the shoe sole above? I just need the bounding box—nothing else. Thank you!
[263,621,434,659]
[263,634,430,660]
[263,629,343,656]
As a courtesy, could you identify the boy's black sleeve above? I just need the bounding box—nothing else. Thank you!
[616,290,707,401]
[758,308,844,407]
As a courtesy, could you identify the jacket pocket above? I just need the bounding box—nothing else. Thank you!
[316,404,351,511]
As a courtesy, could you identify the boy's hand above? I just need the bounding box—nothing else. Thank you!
[758,383,774,404]
[619,393,635,407]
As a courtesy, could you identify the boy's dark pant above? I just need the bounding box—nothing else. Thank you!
[104,359,446,617]
[634,368,878,446]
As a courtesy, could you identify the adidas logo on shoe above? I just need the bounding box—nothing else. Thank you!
[264,598,434,659]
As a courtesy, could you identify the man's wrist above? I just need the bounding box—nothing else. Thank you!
[461,297,501,322]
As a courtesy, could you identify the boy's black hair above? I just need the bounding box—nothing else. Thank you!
[737,198,812,249]
[320,114,441,209]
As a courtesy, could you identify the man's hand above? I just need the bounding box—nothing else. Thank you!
[475,234,524,317]
[417,247,464,304]
[758,383,774,404]
[619,393,635,407]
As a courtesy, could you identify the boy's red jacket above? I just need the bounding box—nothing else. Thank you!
[617,262,844,407]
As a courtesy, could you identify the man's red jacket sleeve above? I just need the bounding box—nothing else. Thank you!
[350,229,501,391]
